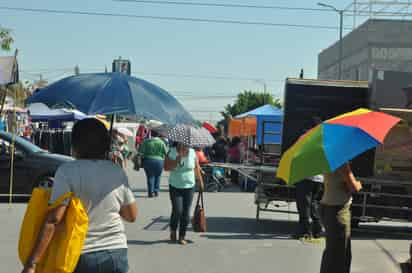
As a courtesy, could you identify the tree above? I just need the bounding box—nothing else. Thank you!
[222,90,282,118]
[0,28,13,51]
[6,82,29,106]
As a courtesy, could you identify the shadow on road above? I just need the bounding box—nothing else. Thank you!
[353,224,412,240]
[202,217,297,239]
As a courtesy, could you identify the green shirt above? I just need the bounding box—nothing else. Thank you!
[139,137,167,160]
[168,147,196,189]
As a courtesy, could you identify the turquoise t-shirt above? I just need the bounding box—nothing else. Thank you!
[168,147,196,189]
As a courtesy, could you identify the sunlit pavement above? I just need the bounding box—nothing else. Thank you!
[1,165,410,273]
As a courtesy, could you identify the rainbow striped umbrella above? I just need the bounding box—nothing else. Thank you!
[277,108,400,184]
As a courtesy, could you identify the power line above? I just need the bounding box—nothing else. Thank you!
[0,6,346,30]
[22,67,284,83]
[176,95,237,99]
[114,0,330,12]
[133,71,283,82]
[115,0,412,17]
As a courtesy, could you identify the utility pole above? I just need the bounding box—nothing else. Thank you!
[255,79,267,104]
[318,2,345,80]
[74,65,80,75]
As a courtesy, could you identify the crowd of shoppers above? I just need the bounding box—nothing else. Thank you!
[20,117,365,273]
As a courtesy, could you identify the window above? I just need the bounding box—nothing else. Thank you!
[0,139,24,157]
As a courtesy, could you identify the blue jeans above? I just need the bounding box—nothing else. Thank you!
[169,185,194,238]
[74,248,129,273]
[142,158,164,195]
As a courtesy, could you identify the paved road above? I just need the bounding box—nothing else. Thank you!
[1,166,410,273]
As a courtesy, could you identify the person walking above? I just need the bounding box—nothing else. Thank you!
[139,131,168,198]
[295,116,324,239]
[295,175,324,239]
[210,136,227,163]
[21,118,138,273]
[164,142,204,245]
[228,137,242,184]
[320,163,362,273]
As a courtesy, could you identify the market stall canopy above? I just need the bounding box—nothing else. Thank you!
[235,104,282,119]
[28,103,87,122]
[26,72,195,125]
[228,117,257,137]
[234,104,283,144]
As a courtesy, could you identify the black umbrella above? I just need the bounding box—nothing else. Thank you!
[167,124,216,148]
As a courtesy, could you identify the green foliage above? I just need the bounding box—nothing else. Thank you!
[222,90,282,118]
[0,28,13,51]
[1,82,29,107]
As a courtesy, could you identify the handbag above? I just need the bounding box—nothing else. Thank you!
[18,188,88,273]
[132,153,142,171]
[192,191,207,232]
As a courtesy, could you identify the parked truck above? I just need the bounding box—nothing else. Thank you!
[256,77,412,225]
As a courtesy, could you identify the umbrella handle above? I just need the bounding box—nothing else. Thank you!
[107,114,115,160]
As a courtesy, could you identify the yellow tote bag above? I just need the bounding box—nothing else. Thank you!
[18,187,88,273]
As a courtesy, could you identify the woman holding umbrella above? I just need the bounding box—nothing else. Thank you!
[320,163,362,273]
[164,142,204,245]
[276,108,401,273]
[165,125,212,245]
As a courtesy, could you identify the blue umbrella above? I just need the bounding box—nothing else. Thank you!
[27,72,194,125]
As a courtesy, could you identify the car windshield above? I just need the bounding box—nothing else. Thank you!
[0,132,43,154]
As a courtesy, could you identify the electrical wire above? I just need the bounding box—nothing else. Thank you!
[133,71,283,82]
[114,0,412,17]
[113,0,330,12]
[0,6,345,30]
[22,67,283,83]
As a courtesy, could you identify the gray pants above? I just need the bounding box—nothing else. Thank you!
[320,204,352,273]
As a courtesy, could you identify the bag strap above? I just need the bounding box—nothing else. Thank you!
[49,192,74,209]
[196,191,204,209]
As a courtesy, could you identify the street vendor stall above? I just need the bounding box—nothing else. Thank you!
[236,104,283,146]
[27,103,87,155]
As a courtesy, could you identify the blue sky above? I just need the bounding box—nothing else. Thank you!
[1,0,356,121]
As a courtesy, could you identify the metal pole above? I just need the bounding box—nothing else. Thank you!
[338,10,343,80]
[263,82,267,105]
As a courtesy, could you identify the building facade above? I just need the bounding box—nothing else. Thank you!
[318,19,412,81]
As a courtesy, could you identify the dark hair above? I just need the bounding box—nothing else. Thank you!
[230,137,241,147]
[71,118,110,159]
[151,130,160,138]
